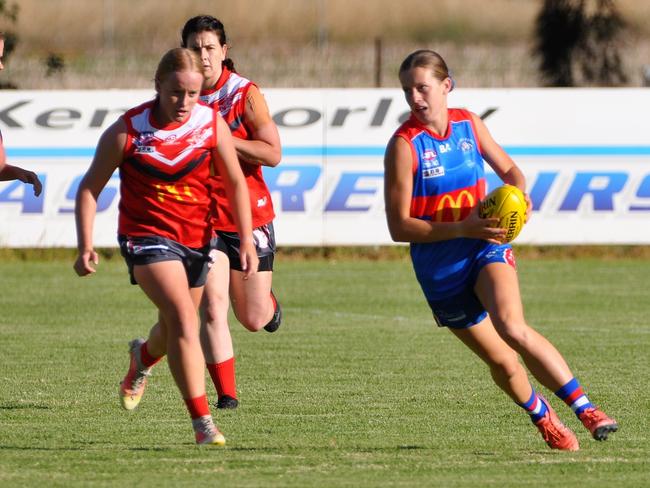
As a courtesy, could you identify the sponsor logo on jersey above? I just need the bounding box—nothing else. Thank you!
[422,166,445,178]
[134,131,155,148]
[187,127,212,147]
[422,148,441,169]
[216,94,235,115]
[423,149,437,160]
[435,190,475,221]
[458,138,474,153]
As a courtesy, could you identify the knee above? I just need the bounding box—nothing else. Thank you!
[230,300,268,332]
[200,295,229,328]
[235,310,266,332]
[492,315,532,351]
[162,312,199,340]
[489,352,522,380]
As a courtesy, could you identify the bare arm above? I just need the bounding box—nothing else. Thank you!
[232,85,281,167]
[73,118,126,276]
[0,138,5,173]
[384,136,505,244]
[0,165,43,196]
[213,114,259,278]
[0,138,43,196]
[471,112,533,218]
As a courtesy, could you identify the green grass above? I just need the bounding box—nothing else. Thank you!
[0,257,649,487]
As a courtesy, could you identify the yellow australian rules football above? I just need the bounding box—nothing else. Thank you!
[478,184,527,243]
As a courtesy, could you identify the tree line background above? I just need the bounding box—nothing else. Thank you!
[0,0,647,89]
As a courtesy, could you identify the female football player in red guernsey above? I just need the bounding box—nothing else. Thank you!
[182,15,282,409]
[384,49,617,451]
[73,48,257,445]
[118,16,280,416]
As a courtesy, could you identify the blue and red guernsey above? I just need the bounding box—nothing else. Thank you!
[394,108,495,300]
[397,108,486,222]
[118,100,217,248]
[200,67,275,232]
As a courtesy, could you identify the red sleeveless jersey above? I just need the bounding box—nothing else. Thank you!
[200,68,275,231]
[118,100,217,248]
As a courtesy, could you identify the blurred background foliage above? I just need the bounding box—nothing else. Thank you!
[0,0,648,89]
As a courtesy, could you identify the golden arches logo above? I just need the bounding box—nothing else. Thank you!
[434,190,475,222]
[154,183,197,203]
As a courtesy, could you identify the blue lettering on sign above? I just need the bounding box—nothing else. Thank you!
[263,165,320,212]
[630,174,650,211]
[3,166,650,216]
[59,174,120,214]
[325,172,383,211]
[528,172,558,210]
[0,174,46,213]
[560,172,627,211]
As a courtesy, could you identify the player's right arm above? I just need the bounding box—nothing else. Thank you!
[74,118,126,276]
[384,136,504,243]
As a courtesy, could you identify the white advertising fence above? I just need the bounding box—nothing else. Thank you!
[1,88,649,247]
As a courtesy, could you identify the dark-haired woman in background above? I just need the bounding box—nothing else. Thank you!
[184,15,283,409]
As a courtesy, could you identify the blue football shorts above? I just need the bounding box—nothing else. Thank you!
[426,246,516,329]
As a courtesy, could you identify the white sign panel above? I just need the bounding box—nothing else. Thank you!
[1,88,649,246]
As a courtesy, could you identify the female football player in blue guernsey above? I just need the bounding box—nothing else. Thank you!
[383,49,617,451]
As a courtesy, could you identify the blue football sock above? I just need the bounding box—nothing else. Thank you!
[555,377,594,416]
[519,389,548,423]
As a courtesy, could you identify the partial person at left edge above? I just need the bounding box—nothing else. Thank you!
[0,32,42,196]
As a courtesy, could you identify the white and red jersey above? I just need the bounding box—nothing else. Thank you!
[200,67,275,232]
[118,99,217,248]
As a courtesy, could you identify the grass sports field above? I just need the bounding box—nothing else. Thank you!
[1,255,649,487]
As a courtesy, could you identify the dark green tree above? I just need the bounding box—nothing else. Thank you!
[0,0,19,59]
[534,0,627,86]
[0,0,18,88]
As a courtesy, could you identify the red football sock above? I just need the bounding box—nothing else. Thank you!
[140,341,163,368]
[183,394,210,420]
[206,357,237,399]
